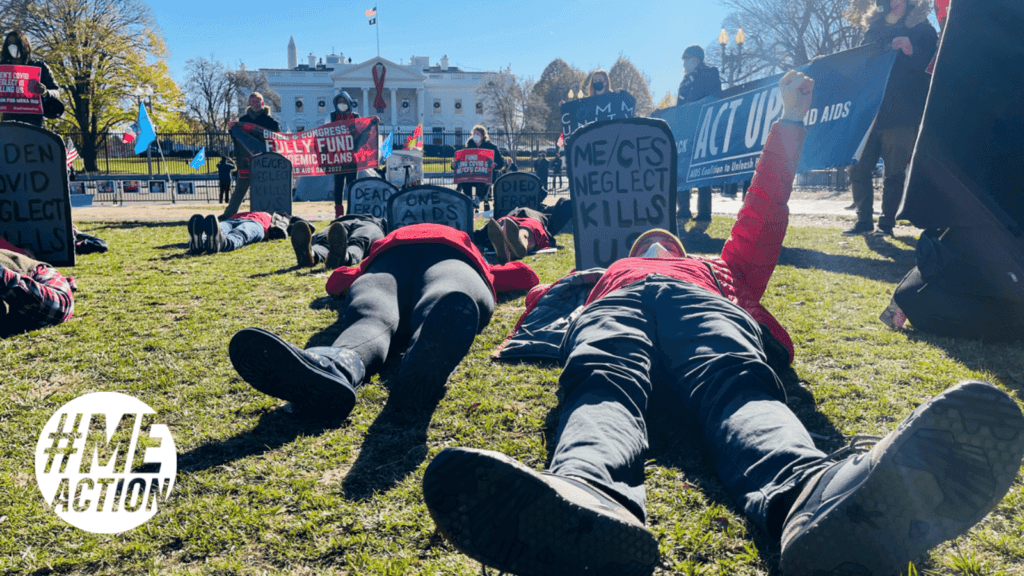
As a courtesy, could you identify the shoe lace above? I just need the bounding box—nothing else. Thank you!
[795,434,882,473]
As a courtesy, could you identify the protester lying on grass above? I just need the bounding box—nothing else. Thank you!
[186,211,288,255]
[228,223,541,421]
[482,200,573,265]
[421,71,1024,576]
[73,225,108,255]
[0,240,76,337]
[288,214,386,269]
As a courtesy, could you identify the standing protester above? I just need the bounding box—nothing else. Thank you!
[228,223,539,420]
[533,153,550,189]
[676,45,723,225]
[0,31,61,127]
[587,69,612,97]
[222,92,281,219]
[550,151,563,190]
[843,0,937,236]
[288,214,386,269]
[460,125,505,208]
[330,92,360,219]
[217,157,236,204]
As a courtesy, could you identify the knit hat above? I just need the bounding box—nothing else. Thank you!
[683,45,705,62]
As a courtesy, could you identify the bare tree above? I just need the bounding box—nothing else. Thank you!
[608,55,655,117]
[477,68,548,155]
[184,56,233,132]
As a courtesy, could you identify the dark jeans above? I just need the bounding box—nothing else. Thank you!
[696,187,713,221]
[219,183,231,203]
[460,183,491,202]
[334,172,356,206]
[219,219,264,252]
[850,126,916,229]
[310,215,386,266]
[330,244,495,379]
[550,276,828,539]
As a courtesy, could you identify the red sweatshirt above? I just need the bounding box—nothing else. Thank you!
[230,212,272,235]
[326,223,540,300]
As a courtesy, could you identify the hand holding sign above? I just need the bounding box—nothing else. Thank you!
[892,36,914,56]
[780,70,815,122]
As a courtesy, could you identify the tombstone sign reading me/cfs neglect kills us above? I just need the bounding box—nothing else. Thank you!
[249,153,293,215]
[0,123,75,266]
[347,177,398,219]
[493,172,544,220]
[386,185,473,235]
[567,118,677,270]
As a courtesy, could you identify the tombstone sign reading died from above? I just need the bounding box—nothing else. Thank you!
[0,123,75,266]
[561,91,638,139]
[567,118,678,270]
[250,152,293,215]
[493,172,544,219]
[347,177,398,219]
[386,185,473,235]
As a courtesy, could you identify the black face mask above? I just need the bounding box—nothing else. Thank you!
[592,82,605,92]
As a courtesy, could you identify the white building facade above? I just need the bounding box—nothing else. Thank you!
[261,40,494,147]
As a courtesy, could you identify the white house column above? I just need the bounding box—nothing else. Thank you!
[390,89,397,127]
[361,88,369,117]
[417,89,425,125]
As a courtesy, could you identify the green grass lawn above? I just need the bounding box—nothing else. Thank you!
[1,218,1022,575]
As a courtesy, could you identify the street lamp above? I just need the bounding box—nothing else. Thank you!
[718,28,746,88]
[132,84,155,176]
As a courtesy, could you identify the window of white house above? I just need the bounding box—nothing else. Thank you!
[295,97,304,112]
[317,97,327,114]
[475,101,484,114]
[433,99,442,114]
[455,99,463,114]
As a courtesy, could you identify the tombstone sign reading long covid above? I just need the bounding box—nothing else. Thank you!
[347,177,398,219]
[561,91,638,138]
[249,153,293,215]
[386,185,473,235]
[0,123,74,266]
[568,118,677,270]
[493,172,544,219]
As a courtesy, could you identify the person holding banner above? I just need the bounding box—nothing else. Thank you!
[227,223,540,421]
[843,0,937,236]
[586,69,612,97]
[422,70,1024,576]
[330,92,360,219]
[222,93,282,219]
[0,31,60,127]
[0,240,76,337]
[288,214,386,269]
[676,45,723,225]
[460,125,505,207]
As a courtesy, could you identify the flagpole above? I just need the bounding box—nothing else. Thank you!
[376,3,380,58]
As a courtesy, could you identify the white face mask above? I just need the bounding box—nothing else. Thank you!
[642,242,674,259]
[337,103,348,112]
[683,57,698,74]
[8,44,18,58]
[473,134,482,144]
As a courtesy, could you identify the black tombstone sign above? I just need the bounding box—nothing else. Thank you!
[567,118,678,271]
[250,152,293,215]
[386,185,474,235]
[561,91,638,139]
[493,172,544,220]
[347,177,399,219]
[0,123,75,266]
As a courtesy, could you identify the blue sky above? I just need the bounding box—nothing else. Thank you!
[152,1,734,103]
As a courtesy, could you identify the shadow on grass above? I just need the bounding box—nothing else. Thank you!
[863,233,917,261]
[906,330,1024,395]
[91,221,185,231]
[249,265,309,279]
[155,242,189,250]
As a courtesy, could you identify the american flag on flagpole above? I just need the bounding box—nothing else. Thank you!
[65,139,79,167]
[365,7,376,17]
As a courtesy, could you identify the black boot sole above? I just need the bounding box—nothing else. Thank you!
[781,381,1024,575]
[229,328,357,420]
[187,215,204,255]
[325,222,348,269]
[290,222,314,267]
[423,448,659,576]
[204,215,223,254]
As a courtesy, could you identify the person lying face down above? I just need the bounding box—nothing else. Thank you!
[421,71,1024,576]
[228,222,540,422]
[0,239,76,337]
[186,212,275,256]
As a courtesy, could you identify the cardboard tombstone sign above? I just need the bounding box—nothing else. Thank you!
[561,91,638,139]
[347,177,398,219]
[386,149,424,188]
[567,118,678,271]
[0,123,75,266]
[386,185,474,235]
[250,152,293,215]
[493,172,544,219]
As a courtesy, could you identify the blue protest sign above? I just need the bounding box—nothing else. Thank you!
[561,91,638,138]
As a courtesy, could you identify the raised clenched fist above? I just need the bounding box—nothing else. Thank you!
[780,70,815,122]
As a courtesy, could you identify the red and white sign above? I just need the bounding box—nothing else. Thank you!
[230,117,380,177]
[0,65,43,115]
[453,148,495,185]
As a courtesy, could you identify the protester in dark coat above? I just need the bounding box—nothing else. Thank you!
[330,92,360,219]
[288,214,386,269]
[460,125,506,207]
[844,0,937,236]
[0,31,60,127]
[586,69,613,97]
[222,92,281,219]
[217,158,236,204]
[533,154,550,189]
[677,45,723,224]
[550,153,563,189]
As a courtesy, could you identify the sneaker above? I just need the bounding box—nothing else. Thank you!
[485,219,511,264]
[186,214,204,255]
[780,381,1024,576]
[204,214,225,254]
[423,447,660,576]
[228,327,363,419]
[388,292,479,413]
[325,222,349,269]
[874,224,894,237]
[289,220,315,267]
[629,228,686,258]
[503,218,529,261]
[842,221,875,236]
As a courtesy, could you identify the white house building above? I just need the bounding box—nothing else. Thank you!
[260,38,495,146]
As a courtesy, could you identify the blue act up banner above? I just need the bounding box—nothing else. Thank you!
[652,44,899,189]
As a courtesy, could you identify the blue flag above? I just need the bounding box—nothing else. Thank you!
[381,131,393,162]
[189,147,206,170]
[133,103,157,155]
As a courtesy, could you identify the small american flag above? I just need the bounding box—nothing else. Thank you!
[365,7,376,17]
[65,139,79,167]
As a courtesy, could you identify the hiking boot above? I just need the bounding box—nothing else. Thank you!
[289,220,315,267]
[780,380,1024,576]
[388,292,479,413]
[187,214,204,255]
[423,447,660,576]
[503,218,529,261]
[325,222,349,269]
[485,219,511,264]
[228,327,363,419]
[204,215,226,254]
[842,221,875,236]
[874,223,894,237]
[629,228,686,258]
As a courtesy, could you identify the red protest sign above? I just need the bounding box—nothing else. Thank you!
[453,148,495,185]
[230,116,379,177]
[0,65,43,115]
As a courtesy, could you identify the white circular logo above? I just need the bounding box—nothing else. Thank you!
[34,392,176,534]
